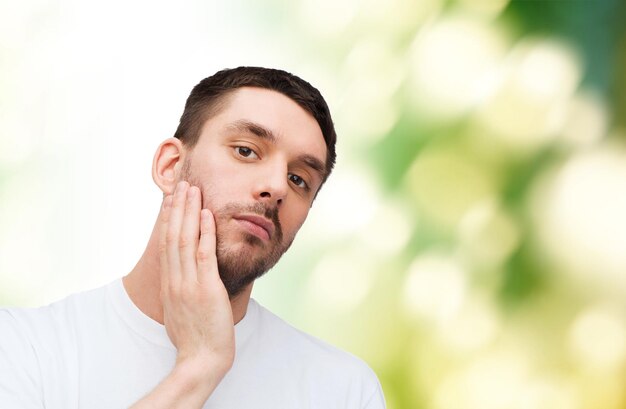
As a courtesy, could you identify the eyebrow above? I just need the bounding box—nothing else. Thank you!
[298,154,326,181]
[226,119,277,143]
[226,119,327,182]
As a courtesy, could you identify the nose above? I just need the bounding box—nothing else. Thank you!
[253,161,288,207]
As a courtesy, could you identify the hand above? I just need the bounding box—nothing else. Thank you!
[130,181,234,408]
[159,181,235,375]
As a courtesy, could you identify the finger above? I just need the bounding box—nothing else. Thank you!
[179,185,201,282]
[166,181,189,289]
[158,194,173,293]
[197,208,217,285]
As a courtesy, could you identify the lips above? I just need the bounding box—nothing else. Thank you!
[233,214,275,240]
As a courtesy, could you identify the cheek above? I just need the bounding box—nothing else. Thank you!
[199,185,230,215]
[192,170,241,211]
[281,207,310,238]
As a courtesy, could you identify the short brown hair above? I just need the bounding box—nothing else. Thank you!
[173,66,337,183]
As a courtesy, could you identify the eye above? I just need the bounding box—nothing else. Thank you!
[288,173,309,191]
[235,146,258,159]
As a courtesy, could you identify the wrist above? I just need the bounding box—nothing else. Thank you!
[129,355,230,408]
[174,353,232,386]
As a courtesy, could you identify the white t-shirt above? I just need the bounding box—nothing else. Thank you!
[0,279,385,408]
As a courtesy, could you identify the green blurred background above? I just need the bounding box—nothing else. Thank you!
[1,1,625,408]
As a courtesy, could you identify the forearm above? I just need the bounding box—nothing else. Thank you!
[133,184,235,408]
[130,358,230,409]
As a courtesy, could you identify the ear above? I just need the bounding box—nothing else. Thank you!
[152,138,186,195]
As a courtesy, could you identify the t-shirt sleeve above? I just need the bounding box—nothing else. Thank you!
[0,309,44,409]
[361,378,386,409]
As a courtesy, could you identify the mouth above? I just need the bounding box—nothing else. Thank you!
[232,214,275,241]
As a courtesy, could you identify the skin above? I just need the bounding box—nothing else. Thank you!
[123,87,328,408]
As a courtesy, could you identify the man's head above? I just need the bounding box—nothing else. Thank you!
[152,67,336,298]
[173,67,336,184]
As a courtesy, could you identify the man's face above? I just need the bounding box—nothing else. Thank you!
[181,87,328,297]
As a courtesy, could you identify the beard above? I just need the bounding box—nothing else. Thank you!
[182,162,293,298]
[213,201,292,298]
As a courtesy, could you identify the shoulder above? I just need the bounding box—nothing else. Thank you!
[0,309,46,408]
[0,287,111,353]
[1,282,110,336]
[250,299,381,383]
[235,299,386,408]
[0,282,115,408]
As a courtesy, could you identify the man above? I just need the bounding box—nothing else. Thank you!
[0,67,385,408]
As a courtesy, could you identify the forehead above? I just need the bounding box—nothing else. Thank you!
[200,87,327,160]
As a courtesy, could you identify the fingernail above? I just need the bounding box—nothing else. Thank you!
[187,187,196,198]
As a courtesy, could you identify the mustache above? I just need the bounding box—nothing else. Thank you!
[184,175,282,239]
[216,202,283,241]
[183,176,283,241]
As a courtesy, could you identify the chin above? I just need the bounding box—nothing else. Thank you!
[216,233,268,262]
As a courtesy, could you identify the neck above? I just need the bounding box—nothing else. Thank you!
[122,215,252,326]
